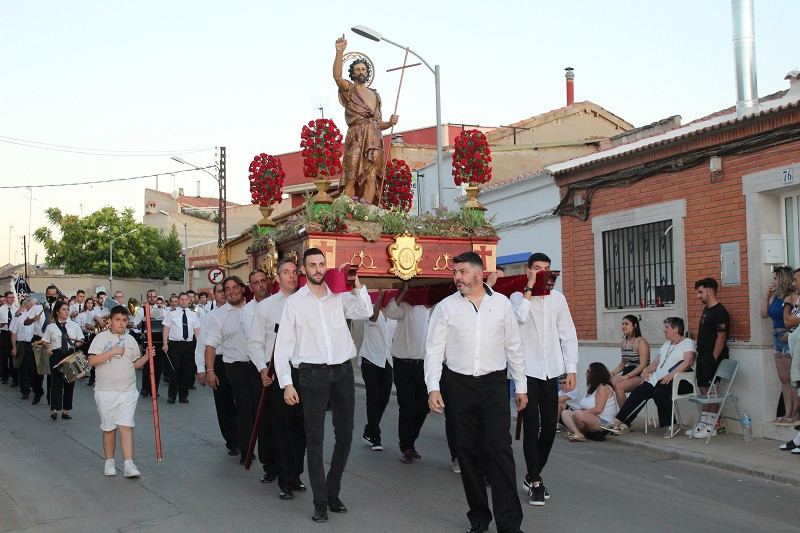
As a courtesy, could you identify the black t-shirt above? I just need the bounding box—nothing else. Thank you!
[696,303,730,357]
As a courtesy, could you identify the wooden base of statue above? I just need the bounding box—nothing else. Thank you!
[257,205,277,227]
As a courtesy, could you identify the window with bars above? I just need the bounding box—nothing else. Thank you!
[602,219,675,308]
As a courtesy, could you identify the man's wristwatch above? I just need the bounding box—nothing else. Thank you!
[523,286,534,293]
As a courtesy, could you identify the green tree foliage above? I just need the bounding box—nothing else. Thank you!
[33,206,184,280]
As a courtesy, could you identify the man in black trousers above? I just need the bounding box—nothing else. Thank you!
[425,251,528,533]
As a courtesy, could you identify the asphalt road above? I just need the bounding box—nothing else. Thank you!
[1,376,799,533]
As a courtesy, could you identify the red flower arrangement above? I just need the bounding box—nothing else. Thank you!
[300,118,344,179]
[248,153,285,207]
[451,129,493,186]
[381,158,413,212]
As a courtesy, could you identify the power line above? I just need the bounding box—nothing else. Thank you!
[0,166,216,189]
[0,135,215,157]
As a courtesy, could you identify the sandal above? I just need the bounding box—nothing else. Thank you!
[663,427,680,439]
[778,417,799,427]
[565,432,587,442]
[773,417,788,425]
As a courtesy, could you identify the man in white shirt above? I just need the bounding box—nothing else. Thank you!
[509,252,578,507]
[161,292,200,403]
[384,282,431,462]
[0,291,20,385]
[274,248,372,523]
[248,258,306,499]
[205,276,261,464]
[69,290,86,320]
[196,283,238,456]
[425,251,527,533]
[135,289,165,398]
[12,297,41,402]
[359,289,396,452]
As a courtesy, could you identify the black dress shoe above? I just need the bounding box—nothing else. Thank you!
[312,504,328,523]
[261,471,276,483]
[292,478,307,492]
[61,413,72,420]
[279,487,294,500]
[239,454,246,465]
[179,398,189,404]
[50,412,57,420]
[467,523,488,533]
[141,390,150,397]
[10,381,18,387]
[167,398,176,404]
[410,447,421,459]
[227,447,240,456]
[327,496,347,513]
[0,379,7,384]
[32,396,41,405]
[21,393,30,400]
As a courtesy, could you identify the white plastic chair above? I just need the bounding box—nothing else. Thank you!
[645,371,696,436]
[688,360,742,444]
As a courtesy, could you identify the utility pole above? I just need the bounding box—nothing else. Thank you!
[218,146,227,247]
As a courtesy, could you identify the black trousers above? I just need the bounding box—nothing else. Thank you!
[268,368,306,489]
[393,357,429,451]
[18,342,43,397]
[141,346,164,395]
[298,360,355,506]
[210,354,238,451]
[49,351,75,412]
[0,330,16,383]
[361,358,393,441]
[440,365,459,461]
[447,370,522,531]
[225,360,263,458]
[521,376,558,484]
[616,381,677,428]
[167,340,195,400]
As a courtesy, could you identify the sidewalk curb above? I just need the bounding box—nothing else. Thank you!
[605,435,800,487]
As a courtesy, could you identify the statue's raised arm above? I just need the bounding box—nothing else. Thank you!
[333,34,350,92]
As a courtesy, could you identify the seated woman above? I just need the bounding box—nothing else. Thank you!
[609,315,650,410]
[601,317,695,438]
[562,362,618,442]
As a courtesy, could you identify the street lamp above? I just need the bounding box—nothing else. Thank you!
[171,154,227,247]
[351,25,444,208]
[110,228,139,294]
[160,210,189,291]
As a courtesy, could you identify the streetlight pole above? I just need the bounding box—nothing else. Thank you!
[171,150,227,247]
[110,228,139,294]
[160,211,189,291]
[351,26,444,209]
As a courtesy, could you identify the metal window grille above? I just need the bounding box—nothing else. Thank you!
[602,220,674,308]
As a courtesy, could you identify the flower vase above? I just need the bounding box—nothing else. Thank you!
[462,182,486,211]
[312,177,334,205]
[258,205,276,227]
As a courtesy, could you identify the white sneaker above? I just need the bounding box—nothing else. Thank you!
[691,423,708,438]
[123,460,141,478]
[452,458,461,474]
[104,459,116,476]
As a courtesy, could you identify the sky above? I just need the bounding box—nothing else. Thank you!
[1,0,797,266]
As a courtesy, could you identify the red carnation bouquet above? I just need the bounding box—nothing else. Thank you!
[248,153,285,207]
[452,129,492,186]
[301,118,344,179]
[381,159,413,212]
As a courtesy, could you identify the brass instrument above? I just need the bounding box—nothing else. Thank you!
[128,298,141,317]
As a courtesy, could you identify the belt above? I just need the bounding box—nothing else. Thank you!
[393,357,424,365]
[299,361,350,369]
[169,339,193,343]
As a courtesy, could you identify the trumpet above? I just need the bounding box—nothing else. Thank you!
[128,298,141,317]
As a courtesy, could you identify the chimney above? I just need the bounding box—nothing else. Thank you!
[731,0,758,117]
[178,187,184,197]
[565,67,575,106]
[786,70,800,97]
[197,180,201,197]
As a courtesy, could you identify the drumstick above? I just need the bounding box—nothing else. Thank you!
[145,304,163,461]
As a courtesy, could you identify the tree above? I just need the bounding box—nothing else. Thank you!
[33,206,183,280]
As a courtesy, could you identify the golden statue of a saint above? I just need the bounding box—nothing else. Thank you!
[333,34,398,205]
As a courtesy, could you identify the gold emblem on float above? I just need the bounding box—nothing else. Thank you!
[258,237,279,279]
[388,232,422,280]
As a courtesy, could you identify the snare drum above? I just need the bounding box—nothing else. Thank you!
[54,351,90,383]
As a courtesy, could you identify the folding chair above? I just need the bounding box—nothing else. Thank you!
[688,359,742,444]
[644,371,695,436]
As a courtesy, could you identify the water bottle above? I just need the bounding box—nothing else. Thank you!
[742,410,753,442]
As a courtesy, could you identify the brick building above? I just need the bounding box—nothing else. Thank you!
[549,73,800,439]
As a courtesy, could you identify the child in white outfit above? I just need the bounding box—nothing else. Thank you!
[88,305,152,477]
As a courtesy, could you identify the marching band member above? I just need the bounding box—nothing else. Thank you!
[248,258,307,499]
[161,292,200,404]
[11,297,42,403]
[0,291,19,386]
[134,289,165,398]
[41,301,84,420]
[69,289,87,320]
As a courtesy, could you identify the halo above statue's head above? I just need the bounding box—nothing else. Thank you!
[343,51,375,87]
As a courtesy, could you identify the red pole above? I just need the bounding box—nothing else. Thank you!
[145,304,163,461]
[244,353,276,470]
